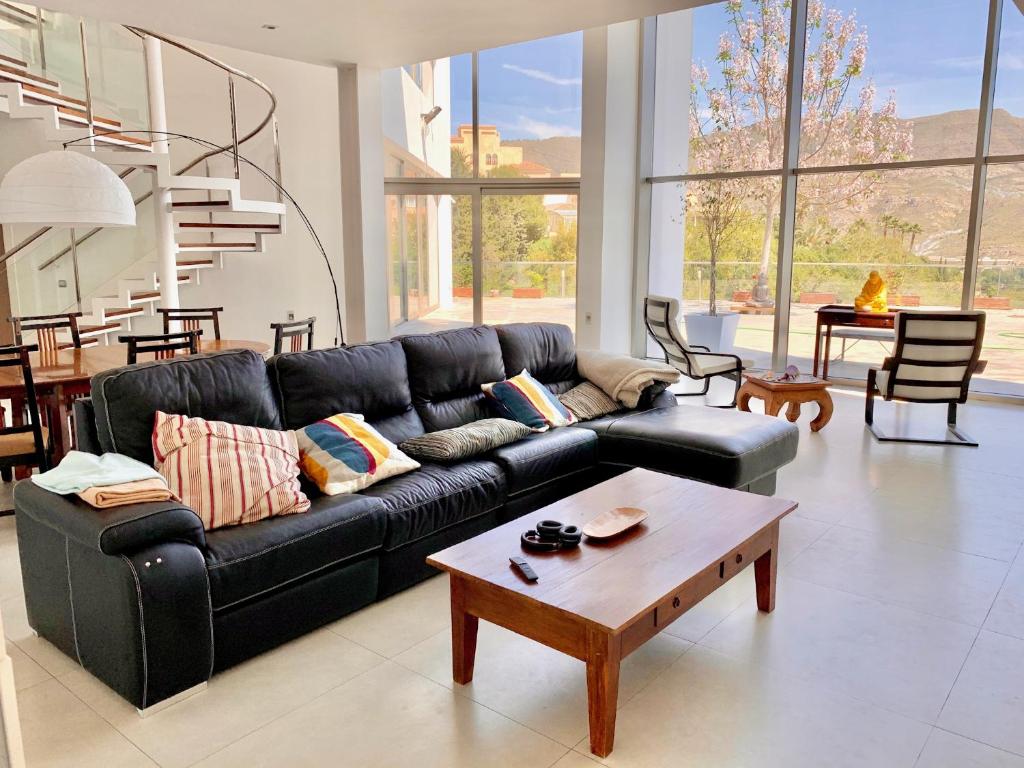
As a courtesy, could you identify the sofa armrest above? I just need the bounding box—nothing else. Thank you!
[14,480,206,556]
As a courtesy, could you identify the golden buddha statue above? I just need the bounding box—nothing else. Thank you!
[854,270,888,313]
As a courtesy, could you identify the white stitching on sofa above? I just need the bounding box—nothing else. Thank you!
[382,504,504,551]
[95,504,204,551]
[206,511,377,569]
[377,471,503,516]
[64,537,83,666]
[120,555,148,709]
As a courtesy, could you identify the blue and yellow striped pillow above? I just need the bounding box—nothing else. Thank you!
[296,413,419,495]
[482,369,577,432]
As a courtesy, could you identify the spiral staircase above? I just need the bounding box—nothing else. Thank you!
[0,2,286,346]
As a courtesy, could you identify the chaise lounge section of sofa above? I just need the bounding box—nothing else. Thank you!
[14,322,798,711]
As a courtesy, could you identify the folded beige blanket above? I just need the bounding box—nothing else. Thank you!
[576,350,680,409]
[76,478,178,509]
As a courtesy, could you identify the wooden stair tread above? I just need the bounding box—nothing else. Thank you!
[103,307,143,318]
[177,222,280,230]
[131,290,160,300]
[0,62,59,88]
[20,81,85,106]
[55,104,120,128]
[79,322,122,334]
[53,118,150,146]
[171,200,230,207]
[176,259,215,266]
[177,241,255,247]
[0,53,27,68]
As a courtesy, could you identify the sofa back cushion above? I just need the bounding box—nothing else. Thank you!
[267,341,425,445]
[494,323,579,394]
[400,326,506,432]
[91,349,281,465]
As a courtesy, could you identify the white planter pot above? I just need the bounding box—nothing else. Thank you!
[684,312,740,354]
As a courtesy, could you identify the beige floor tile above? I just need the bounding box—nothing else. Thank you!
[985,554,1024,640]
[702,576,978,722]
[786,525,1009,626]
[837,474,1024,562]
[585,645,930,768]
[193,661,567,768]
[0,516,23,603]
[915,728,1024,768]
[60,627,384,768]
[18,678,157,768]
[394,621,691,747]
[327,572,452,657]
[938,630,1024,757]
[7,639,49,691]
[553,752,602,767]
[2,593,80,677]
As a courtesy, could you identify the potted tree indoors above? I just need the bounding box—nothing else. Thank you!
[683,178,743,353]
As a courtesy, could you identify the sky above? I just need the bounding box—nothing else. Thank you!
[689,0,1022,119]
[441,0,1022,145]
[449,32,583,141]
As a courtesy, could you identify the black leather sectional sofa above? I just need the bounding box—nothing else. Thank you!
[13,322,798,711]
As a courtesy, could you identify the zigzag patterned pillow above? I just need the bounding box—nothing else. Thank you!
[400,418,531,462]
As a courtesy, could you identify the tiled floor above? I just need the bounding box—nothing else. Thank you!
[3,386,1024,767]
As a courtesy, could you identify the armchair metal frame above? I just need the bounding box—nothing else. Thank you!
[644,296,744,408]
[865,311,986,447]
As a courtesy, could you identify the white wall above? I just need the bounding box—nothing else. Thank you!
[577,21,641,354]
[151,39,346,346]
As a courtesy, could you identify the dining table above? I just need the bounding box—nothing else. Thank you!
[0,339,271,469]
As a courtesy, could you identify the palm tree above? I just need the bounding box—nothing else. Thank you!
[907,223,923,253]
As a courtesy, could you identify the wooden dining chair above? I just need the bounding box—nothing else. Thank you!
[120,330,202,365]
[0,345,51,493]
[10,312,84,354]
[157,307,223,341]
[271,317,315,354]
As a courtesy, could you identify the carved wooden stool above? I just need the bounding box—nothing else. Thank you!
[737,373,833,432]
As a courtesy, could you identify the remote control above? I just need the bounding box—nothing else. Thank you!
[509,556,539,582]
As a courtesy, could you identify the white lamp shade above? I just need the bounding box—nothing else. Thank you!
[0,150,135,227]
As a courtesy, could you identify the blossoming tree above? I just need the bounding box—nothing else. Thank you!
[688,0,913,312]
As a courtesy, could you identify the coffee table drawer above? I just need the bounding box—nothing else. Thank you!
[654,536,763,627]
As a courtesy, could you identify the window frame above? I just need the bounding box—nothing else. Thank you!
[639,0,1014,387]
[384,45,582,327]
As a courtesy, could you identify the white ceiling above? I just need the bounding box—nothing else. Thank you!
[40,0,703,68]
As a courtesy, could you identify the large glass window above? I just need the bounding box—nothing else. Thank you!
[646,0,1021,396]
[383,33,582,334]
[481,193,578,330]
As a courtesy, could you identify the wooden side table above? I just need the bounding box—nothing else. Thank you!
[737,373,834,432]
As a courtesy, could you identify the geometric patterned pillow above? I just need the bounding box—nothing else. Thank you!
[152,411,310,531]
[482,369,577,432]
[296,413,419,496]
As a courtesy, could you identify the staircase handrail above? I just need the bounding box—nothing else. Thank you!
[0,16,281,271]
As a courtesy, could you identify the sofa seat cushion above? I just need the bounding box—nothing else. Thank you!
[581,406,798,489]
[204,493,386,611]
[359,460,506,550]
[487,427,598,498]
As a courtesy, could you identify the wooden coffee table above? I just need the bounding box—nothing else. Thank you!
[426,468,797,757]
[737,373,834,432]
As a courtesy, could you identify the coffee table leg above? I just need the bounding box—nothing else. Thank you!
[450,575,478,685]
[755,523,780,613]
[810,392,834,432]
[586,627,622,757]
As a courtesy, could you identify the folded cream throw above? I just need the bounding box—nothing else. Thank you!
[576,350,680,409]
[76,478,178,509]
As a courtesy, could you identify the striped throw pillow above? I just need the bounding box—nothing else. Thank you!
[558,381,620,421]
[152,411,310,531]
[296,413,419,496]
[482,369,577,432]
[400,418,531,462]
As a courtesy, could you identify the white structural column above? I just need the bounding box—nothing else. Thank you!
[578,21,642,353]
[338,64,390,342]
[143,35,180,314]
